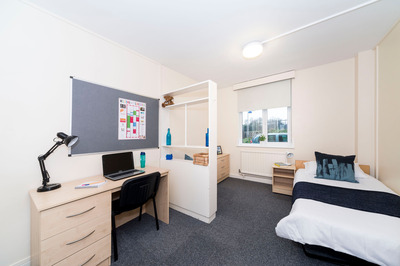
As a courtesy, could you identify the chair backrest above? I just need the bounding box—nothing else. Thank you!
[118,172,161,212]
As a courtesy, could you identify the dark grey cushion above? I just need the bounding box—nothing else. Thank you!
[315,151,357,183]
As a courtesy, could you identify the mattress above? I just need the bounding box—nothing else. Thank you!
[275,169,400,266]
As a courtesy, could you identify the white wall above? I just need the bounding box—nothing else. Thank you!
[377,21,400,194]
[0,1,195,265]
[356,50,376,175]
[218,55,376,182]
[292,58,356,159]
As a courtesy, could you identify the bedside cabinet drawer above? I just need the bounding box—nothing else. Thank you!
[41,192,111,240]
[54,235,111,266]
[41,213,110,265]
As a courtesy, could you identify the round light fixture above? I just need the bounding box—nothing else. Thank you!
[242,41,263,59]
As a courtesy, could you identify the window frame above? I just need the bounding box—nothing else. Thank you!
[238,107,293,148]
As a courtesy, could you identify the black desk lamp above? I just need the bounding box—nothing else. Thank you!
[37,132,79,192]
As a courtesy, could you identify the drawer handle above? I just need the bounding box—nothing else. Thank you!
[80,254,96,266]
[66,206,96,218]
[66,230,95,245]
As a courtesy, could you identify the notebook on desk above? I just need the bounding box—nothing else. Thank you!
[102,152,145,181]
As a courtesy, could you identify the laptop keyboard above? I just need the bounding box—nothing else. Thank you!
[105,170,144,181]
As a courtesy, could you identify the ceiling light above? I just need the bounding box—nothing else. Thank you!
[242,41,263,59]
[242,0,380,59]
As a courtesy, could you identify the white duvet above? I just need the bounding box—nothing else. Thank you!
[275,169,400,266]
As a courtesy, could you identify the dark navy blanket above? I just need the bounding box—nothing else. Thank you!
[292,182,400,218]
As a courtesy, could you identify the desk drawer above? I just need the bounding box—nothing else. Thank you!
[54,235,111,266]
[41,192,110,240]
[41,213,110,265]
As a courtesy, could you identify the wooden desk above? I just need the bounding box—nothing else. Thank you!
[29,166,169,266]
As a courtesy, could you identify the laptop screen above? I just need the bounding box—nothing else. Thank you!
[102,152,134,176]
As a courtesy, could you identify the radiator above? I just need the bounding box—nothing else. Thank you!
[240,151,286,177]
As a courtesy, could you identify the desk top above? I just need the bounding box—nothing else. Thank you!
[30,166,169,212]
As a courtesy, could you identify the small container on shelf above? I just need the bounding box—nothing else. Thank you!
[193,153,209,166]
[205,128,209,147]
[166,154,173,160]
[166,128,171,145]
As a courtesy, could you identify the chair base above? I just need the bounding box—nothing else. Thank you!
[112,197,160,262]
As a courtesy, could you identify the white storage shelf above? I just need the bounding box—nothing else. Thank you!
[163,80,212,97]
[160,80,217,224]
[164,97,208,109]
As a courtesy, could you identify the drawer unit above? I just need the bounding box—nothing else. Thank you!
[217,154,230,183]
[41,192,110,240]
[31,192,112,265]
[54,235,111,266]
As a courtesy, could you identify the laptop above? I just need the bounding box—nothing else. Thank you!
[102,152,145,181]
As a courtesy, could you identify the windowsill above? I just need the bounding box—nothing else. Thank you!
[237,142,294,149]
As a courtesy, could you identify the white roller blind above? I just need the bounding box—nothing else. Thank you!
[237,79,291,112]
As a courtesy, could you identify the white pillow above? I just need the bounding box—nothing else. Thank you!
[354,163,368,179]
[304,161,317,175]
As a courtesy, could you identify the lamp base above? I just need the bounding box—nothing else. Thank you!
[37,183,61,192]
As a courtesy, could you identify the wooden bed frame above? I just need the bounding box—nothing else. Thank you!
[295,160,370,175]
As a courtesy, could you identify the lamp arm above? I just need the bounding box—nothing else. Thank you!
[38,141,62,187]
[41,141,63,160]
[38,156,49,186]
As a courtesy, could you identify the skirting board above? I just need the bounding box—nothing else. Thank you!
[229,173,272,185]
[10,256,30,266]
[169,203,216,224]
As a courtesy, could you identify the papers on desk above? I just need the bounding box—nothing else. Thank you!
[75,180,107,189]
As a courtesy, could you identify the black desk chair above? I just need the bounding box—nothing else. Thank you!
[111,171,161,261]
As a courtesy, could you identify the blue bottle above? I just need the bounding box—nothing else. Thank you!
[166,128,171,145]
[140,152,146,168]
[205,128,209,147]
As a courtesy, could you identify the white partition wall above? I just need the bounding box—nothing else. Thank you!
[160,81,217,223]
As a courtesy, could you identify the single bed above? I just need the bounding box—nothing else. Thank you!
[275,160,400,266]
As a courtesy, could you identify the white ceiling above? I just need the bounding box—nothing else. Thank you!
[26,0,400,87]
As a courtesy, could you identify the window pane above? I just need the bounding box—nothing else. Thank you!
[242,110,262,143]
[267,107,288,142]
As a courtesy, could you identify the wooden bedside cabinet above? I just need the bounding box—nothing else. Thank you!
[272,165,296,196]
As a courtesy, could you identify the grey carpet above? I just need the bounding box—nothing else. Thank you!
[112,178,333,265]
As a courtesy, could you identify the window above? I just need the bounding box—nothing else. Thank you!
[241,110,262,143]
[236,75,293,147]
[240,107,291,145]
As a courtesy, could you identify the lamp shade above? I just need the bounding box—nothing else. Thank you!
[57,132,79,147]
[65,135,79,147]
